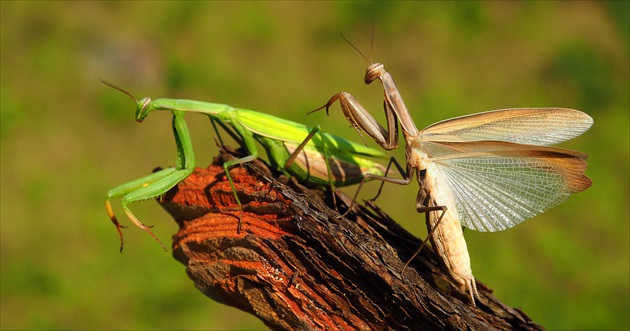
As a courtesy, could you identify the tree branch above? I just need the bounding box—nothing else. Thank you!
[158,149,544,330]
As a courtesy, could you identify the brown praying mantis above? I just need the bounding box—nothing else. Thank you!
[311,42,593,306]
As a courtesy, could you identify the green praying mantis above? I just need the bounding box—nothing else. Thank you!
[103,80,387,252]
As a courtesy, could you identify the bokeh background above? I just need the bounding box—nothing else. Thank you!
[1,2,628,330]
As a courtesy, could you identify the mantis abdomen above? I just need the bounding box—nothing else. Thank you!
[424,163,479,303]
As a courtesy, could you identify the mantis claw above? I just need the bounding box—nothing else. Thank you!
[106,200,128,252]
[235,205,244,233]
[307,94,339,117]
[112,221,126,253]
[123,207,167,252]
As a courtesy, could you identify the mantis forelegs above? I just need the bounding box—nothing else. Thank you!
[311,91,399,150]
[105,112,195,252]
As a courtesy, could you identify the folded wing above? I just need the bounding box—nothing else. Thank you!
[421,108,593,146]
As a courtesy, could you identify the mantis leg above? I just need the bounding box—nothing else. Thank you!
[283,125,339,208]
[310,63,423,152]
[338,156,411,218]
[218,120,262,233]
[208,115,262,232]
[401,200,448,275]
[105,112,195,252]
[210,116,290,232]
[369,155,408,201]
[311,91,399,150]
[210,117,244,147]
[221,153,259,232]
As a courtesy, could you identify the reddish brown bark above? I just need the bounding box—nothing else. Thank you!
[159,150,544,331]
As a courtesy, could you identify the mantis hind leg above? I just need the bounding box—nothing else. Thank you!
[401,203,447,275]
[405,200,481,306]
[338,157,411,219]
[221,153,259,232]
[283,125,339,209]
[208,115,261,232]
[369,156,408,202]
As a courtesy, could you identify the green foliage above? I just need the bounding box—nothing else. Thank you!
[1,2,627,330]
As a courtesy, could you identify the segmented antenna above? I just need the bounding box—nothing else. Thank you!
[99,78,137,102]
[341,34,370,65]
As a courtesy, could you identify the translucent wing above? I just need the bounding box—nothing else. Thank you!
[421,108,593,146]
[424,140,591,232]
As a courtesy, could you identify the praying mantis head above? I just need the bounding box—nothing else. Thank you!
[100,79,153,123]
[134,97,152,122]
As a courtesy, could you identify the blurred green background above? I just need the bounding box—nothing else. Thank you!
[1,2,628,330]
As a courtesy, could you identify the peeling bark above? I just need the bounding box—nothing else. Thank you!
[158,149,544,331]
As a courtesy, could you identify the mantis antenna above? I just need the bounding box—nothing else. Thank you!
[99,79,138,102]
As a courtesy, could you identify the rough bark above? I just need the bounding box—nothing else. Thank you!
[158,149,544,331]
